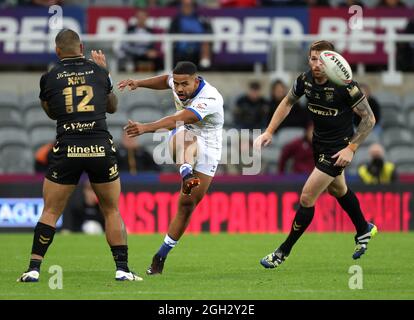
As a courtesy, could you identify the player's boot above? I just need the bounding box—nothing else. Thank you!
[182,173,200,195]
[17,269,40,282]
[260,248,288,269]
[146,254,166,275]
[352,222,378,260]
[115,270,143,281]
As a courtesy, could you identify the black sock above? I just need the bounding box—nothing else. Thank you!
[30,222,56,269]
[336,189,368,235]
[29,259,42,271]
[280,205,315,255]
[111,245,129,272]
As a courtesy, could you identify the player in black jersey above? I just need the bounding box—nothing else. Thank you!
[254,40,378,269]
[18,29,142,282]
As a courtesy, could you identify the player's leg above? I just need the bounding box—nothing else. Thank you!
[328,172,369,234]
[327,172,377,259]
[91,178,142,281]
[170,128,200,195]
[18,178,76,282]
[261,167,335,269]
[147,171,213,275]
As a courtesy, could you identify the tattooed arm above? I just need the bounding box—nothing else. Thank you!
[350,97,376,146]
[332,97,376,167]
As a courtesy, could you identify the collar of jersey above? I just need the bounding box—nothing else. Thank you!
[60,55,85,62]
[190,76,205,99]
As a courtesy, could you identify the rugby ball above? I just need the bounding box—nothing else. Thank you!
[319,50,352,86]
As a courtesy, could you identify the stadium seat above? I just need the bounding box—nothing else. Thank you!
[158,92,175,112]
[0,108,23,128]
[380,112,406,129]
[382,127,413,148]
[0,91,19,109]
[402,93,414,111]
[29,127,56,151]
[389,146,414,164]
[106,111,129,127]
[123,90,160,112]
[108,126,124,143]
[0,145,34,174]
[352,145,371,167]
[373,91,402,110]
[25,108,53,130]
[361,131,381,146]
[274,128,304,147]
[396,162,414,173]
[223,106,234,128]
[129,108,164,123]
[406,107,414,128]
[260,144,280,162]
[21,91,41,111]
[0,128,28,150]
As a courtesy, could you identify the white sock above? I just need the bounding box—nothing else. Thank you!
[164,234,178,248]
[179,163,193,178]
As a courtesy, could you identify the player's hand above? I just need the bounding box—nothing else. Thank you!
[124,119,146,137]
[118,79,139,91]
[332,147,354,167]
[254,132,273,150]
[91,50,107,68]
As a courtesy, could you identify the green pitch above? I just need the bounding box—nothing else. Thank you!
[1,233,413,300]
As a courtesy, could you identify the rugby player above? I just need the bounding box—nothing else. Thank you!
[254,40,378,269]
[18,29,142,282]
[118,61,223,275]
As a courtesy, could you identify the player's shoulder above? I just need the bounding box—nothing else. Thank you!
[196,82,223,105]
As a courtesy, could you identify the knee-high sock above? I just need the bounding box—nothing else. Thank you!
[279,205,315,255]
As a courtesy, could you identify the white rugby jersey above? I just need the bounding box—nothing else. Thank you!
[167,75,224,150]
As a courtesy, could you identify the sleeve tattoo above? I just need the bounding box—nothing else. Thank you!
[351,97,376,146]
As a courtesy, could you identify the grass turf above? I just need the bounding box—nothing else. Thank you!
[1,232,413,300]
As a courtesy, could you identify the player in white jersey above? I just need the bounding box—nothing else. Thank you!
[118,61,224,275]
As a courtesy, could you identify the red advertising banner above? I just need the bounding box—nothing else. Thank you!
[118,187,412,234]
[0,179,412,233]
[310,8,412,64]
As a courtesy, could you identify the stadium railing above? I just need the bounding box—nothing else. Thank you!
[0,32,413,85]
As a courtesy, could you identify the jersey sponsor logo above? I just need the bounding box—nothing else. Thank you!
[67,144,105,157]
[63,121,96,132]
[308,103,339,116]
[195,103,207,110]
[199,96,216,101]
[56,70,94,80]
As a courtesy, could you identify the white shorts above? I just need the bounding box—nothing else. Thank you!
[169,126,221,177]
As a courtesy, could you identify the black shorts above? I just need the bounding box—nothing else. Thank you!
[46,137,119,185]
[312,137,351,177]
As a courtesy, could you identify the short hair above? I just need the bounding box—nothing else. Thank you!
[55,29,81,54]
[249,81,261,90]
[173,61,197,75]
[308,40,335,56]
